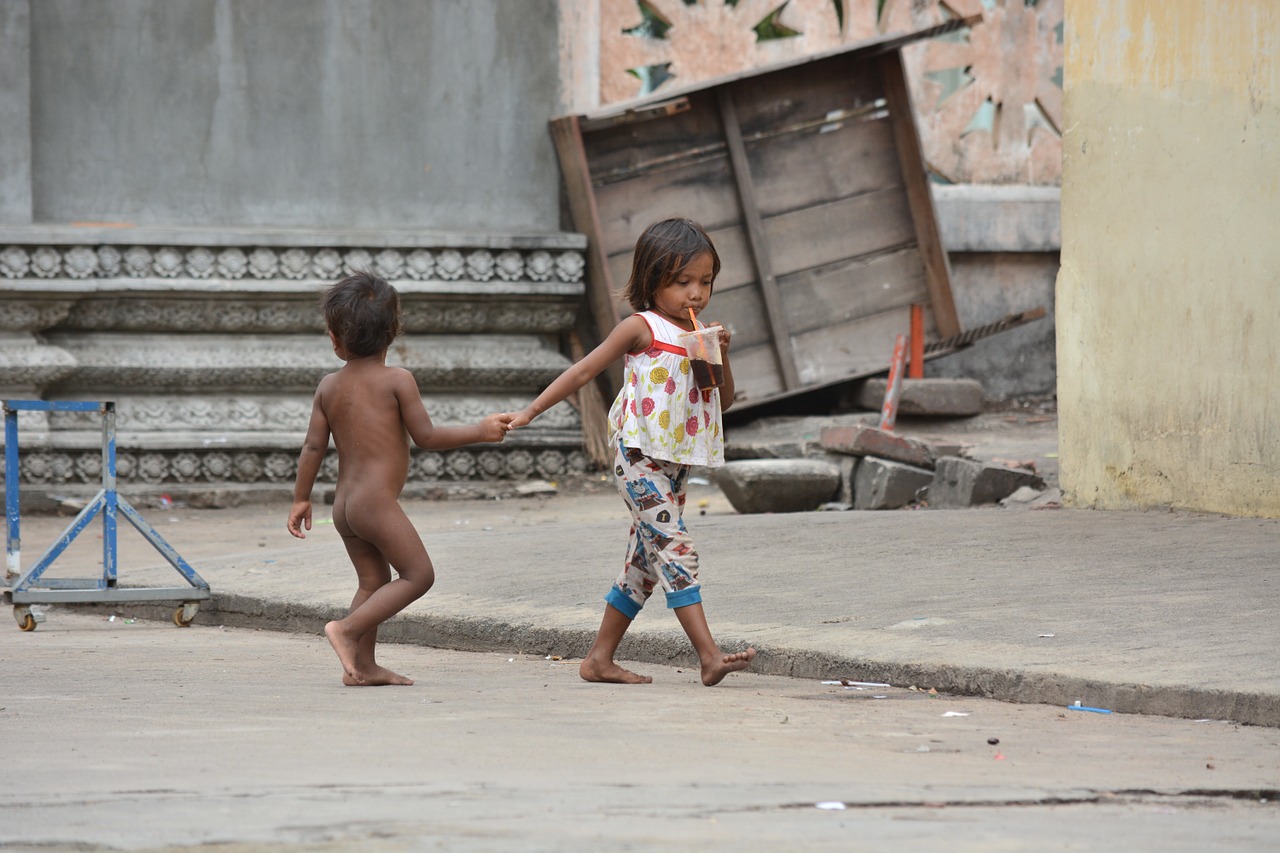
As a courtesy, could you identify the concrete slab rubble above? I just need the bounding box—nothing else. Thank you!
[715,459,841,515]
[853,457,935,511]
[856,377,986,417]
[927,456,1046,508]
[819,423,936,469]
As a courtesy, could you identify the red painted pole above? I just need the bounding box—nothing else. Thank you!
[908,303,924,379]
[879,333,907,432]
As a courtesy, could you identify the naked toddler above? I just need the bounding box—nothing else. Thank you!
[287,271,512,685]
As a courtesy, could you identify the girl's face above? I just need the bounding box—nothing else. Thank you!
[651,251,715,328]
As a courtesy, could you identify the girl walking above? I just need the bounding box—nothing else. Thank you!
[508,218,755,685]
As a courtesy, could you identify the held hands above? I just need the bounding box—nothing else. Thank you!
[506,408,535,430]
[287,500,312,539]
[478,411,516,443]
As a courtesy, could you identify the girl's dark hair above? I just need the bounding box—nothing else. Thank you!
[621,218,721,311]
[321,271,403,357]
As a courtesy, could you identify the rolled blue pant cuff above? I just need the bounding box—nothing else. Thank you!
[605,588,642,620]
[665,586,702,609]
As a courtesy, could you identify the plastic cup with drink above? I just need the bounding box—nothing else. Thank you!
[678,320,724,391]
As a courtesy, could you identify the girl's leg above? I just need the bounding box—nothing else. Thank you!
[579,442,664,684]
[673,602,757,687]
[611,445,755,686]
[579,603,652,684]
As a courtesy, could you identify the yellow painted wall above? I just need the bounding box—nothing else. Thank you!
[1058,0,1280,517]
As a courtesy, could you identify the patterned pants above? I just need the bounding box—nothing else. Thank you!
[604,438,703,619]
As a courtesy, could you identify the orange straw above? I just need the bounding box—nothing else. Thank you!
[687,308,707,358]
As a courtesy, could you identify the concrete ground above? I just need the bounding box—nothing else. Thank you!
[3,409,1279,849]
[2,612,1277,852]
[4,409,1275,725]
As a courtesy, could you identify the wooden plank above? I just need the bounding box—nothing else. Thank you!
[707,282,770,349]
[580,90,725,181]
[593,155,740,255]
[779,248,928,336]
[578,97,691,134]
[718,86,800,391]
[723,342,786,401]
[790,306,923,387]
[725,53,885,139]
[704,247,929,348]
[548,115,624,392]
[878,50,960,338]
[763,188,915,277]
[747,116,902,218]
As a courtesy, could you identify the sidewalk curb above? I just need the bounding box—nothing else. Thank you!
[81,594,1280,729]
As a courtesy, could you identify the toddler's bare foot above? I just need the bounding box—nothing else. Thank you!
[701,647,756,686]
[324,620,363,684]
[343,664,414,687]
[580,657,653,684]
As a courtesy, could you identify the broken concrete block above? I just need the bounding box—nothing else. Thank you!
[926,440,973,459]
[927,456,1046,508]
[726,412,877,460]
[715,459,841,514]
[857,377,985,417]
[833,454,860,506]
[853,457,934,510]
[819,423,935,469]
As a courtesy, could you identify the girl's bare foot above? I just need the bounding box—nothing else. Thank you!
[580,657,653,684]
[701,647,756,686]
[324,620,363,684]
[343,664,414,687]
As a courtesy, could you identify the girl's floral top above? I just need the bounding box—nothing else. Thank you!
[608,311,723,467]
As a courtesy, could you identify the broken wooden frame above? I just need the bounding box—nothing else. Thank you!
[551,16,991,411]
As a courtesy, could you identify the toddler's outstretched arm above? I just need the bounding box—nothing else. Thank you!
[395,369,512,449]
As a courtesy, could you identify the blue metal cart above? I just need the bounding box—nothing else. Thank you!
[3,400,210,630]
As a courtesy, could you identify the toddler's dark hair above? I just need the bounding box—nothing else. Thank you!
[321,271,403,358]
[621,218,721,311]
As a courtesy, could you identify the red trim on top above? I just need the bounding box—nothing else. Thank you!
[648,340,687,357]
[627,312,690,357]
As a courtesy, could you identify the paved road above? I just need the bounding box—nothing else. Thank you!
[4,409,1279,848]
[2,612,1277,852]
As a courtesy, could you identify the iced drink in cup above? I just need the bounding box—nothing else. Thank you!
[678,326,724,391]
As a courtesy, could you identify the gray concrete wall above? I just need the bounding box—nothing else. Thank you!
[0,0,32,223]
[929,186,1059,401]
[23,0,562,231]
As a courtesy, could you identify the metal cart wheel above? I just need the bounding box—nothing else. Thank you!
[14,606,37,631]
[173,601,200,627]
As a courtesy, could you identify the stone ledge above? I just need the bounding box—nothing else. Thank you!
[0,225,588,250]
[0,278,585,296]
[932,184,1060,253]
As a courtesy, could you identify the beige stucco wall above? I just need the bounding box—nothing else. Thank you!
[1057,0,1280,517]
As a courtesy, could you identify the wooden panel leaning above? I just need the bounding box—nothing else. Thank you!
[550,15,981,408]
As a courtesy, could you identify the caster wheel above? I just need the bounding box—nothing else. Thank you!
[14,606,37,631]
[173,602,199,627]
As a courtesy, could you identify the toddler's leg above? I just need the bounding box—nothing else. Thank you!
[327,497,434,685]
[335,529,413,686]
